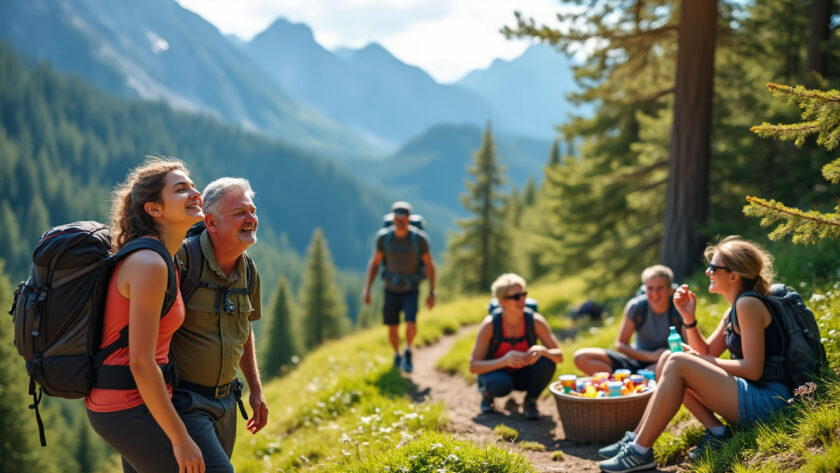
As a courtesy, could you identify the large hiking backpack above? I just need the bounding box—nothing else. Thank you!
[380,213,427,290]
[179,222,255,313]
[10,221,177,445]
[730,284,826,388]
[484,298,539,360]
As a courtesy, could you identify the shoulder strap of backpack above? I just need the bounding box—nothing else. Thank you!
[93,238,177,366]
[630,298,648,328]
[179,235,204,303]
[485,312,504,360]
[410,229,420,260]
[524,308,537,347]
[729,290,765,331]
[668,302,683,329]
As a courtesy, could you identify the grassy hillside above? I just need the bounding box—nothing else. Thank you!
[204,276,840,472]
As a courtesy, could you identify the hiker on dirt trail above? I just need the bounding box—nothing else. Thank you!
[469,273,564,420]
[85,158,206,473]
[161,177,267,473]
[599,237,794,473]
[363,200,436,373]
[574,265,685,375]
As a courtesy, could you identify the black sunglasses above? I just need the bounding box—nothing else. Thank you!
[707,263,731,274]
[504,291,528,301]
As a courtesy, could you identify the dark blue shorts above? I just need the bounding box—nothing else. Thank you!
[383,289,419,325]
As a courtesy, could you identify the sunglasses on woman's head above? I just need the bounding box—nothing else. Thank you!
[707,263,730,274]
[504,291,528,301]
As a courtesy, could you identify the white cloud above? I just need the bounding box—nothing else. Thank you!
[175,0,562,83]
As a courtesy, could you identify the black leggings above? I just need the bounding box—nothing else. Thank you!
[87,404,180,473]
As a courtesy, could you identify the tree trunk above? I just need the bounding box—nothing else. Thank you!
[806,0,832,86]
[661,0,717,281]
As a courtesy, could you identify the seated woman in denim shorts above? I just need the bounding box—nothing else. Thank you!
[599,236,793,473]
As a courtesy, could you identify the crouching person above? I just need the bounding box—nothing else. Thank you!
[469,273,564,420]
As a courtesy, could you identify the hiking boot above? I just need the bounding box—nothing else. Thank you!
[599,443,656,473]
[522,398,540,420]
[479,390,495,414]
[401,349,413,373]
[393,353,402,370]
[688,426,733,462]
[598,430,636,459]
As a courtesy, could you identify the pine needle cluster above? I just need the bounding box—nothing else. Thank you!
[746,83,840,243]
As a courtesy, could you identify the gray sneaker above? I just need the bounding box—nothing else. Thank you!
[688,426,733,461]
[402,349,413,373]
[599,443,656,473]
[598,431,636,459]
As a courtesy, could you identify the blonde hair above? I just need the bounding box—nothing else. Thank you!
[491,273,527,300]
[641,264,674,286]
[109,157,188,251]
[704,235,775,295]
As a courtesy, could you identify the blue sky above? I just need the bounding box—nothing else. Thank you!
[175,0,561,83]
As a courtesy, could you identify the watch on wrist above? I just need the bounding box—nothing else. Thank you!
[684,320,698,328]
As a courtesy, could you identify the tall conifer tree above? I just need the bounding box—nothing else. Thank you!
[261,276,299,378]
[299,229,349,350]
[441,124,509,293]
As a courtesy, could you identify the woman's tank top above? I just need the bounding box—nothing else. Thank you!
[492,318,531,370]
[85,260,185,412]
[725,293,786,384]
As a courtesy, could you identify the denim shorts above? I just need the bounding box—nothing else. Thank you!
[735,377,791,425]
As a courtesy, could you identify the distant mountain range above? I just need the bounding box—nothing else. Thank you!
[0,0,580,266]
[0,0,380,161]
[242,17,580,146]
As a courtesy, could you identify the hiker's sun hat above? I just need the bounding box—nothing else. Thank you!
[391,201,412,216]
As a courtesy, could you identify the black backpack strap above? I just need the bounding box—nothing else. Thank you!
[485,312,503,360]
[179,235,204,303]
[668,302,684,329]
[28,377,46,446]
[93,238,178,388]
[729,290,765,331]
[524,308,537,347]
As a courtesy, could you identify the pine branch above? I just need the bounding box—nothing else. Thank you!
[822,158,840,184]
[743,196,840,244]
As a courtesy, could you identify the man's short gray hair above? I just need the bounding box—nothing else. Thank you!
[640,264,674,286]
[202,177,255,217]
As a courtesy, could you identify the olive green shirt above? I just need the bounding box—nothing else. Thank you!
[170,231,261,387]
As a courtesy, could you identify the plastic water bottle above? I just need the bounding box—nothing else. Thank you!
[668,325,683,352]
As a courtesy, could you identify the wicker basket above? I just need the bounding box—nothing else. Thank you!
[549,381,653,443]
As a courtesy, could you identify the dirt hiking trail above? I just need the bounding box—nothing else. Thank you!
[405,327,683,473]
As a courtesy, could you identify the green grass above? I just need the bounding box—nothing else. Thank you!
[551,450,565,461]
[517,441,546,452]
[493,424,519,442]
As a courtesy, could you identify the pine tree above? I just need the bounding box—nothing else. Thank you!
[745,83,840,242]
[505,1,682,293]
[440,124,510,294]
[547,139,561,167]
[261,276,300,378]
[660,0,719,280]
[298,229,349,350]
